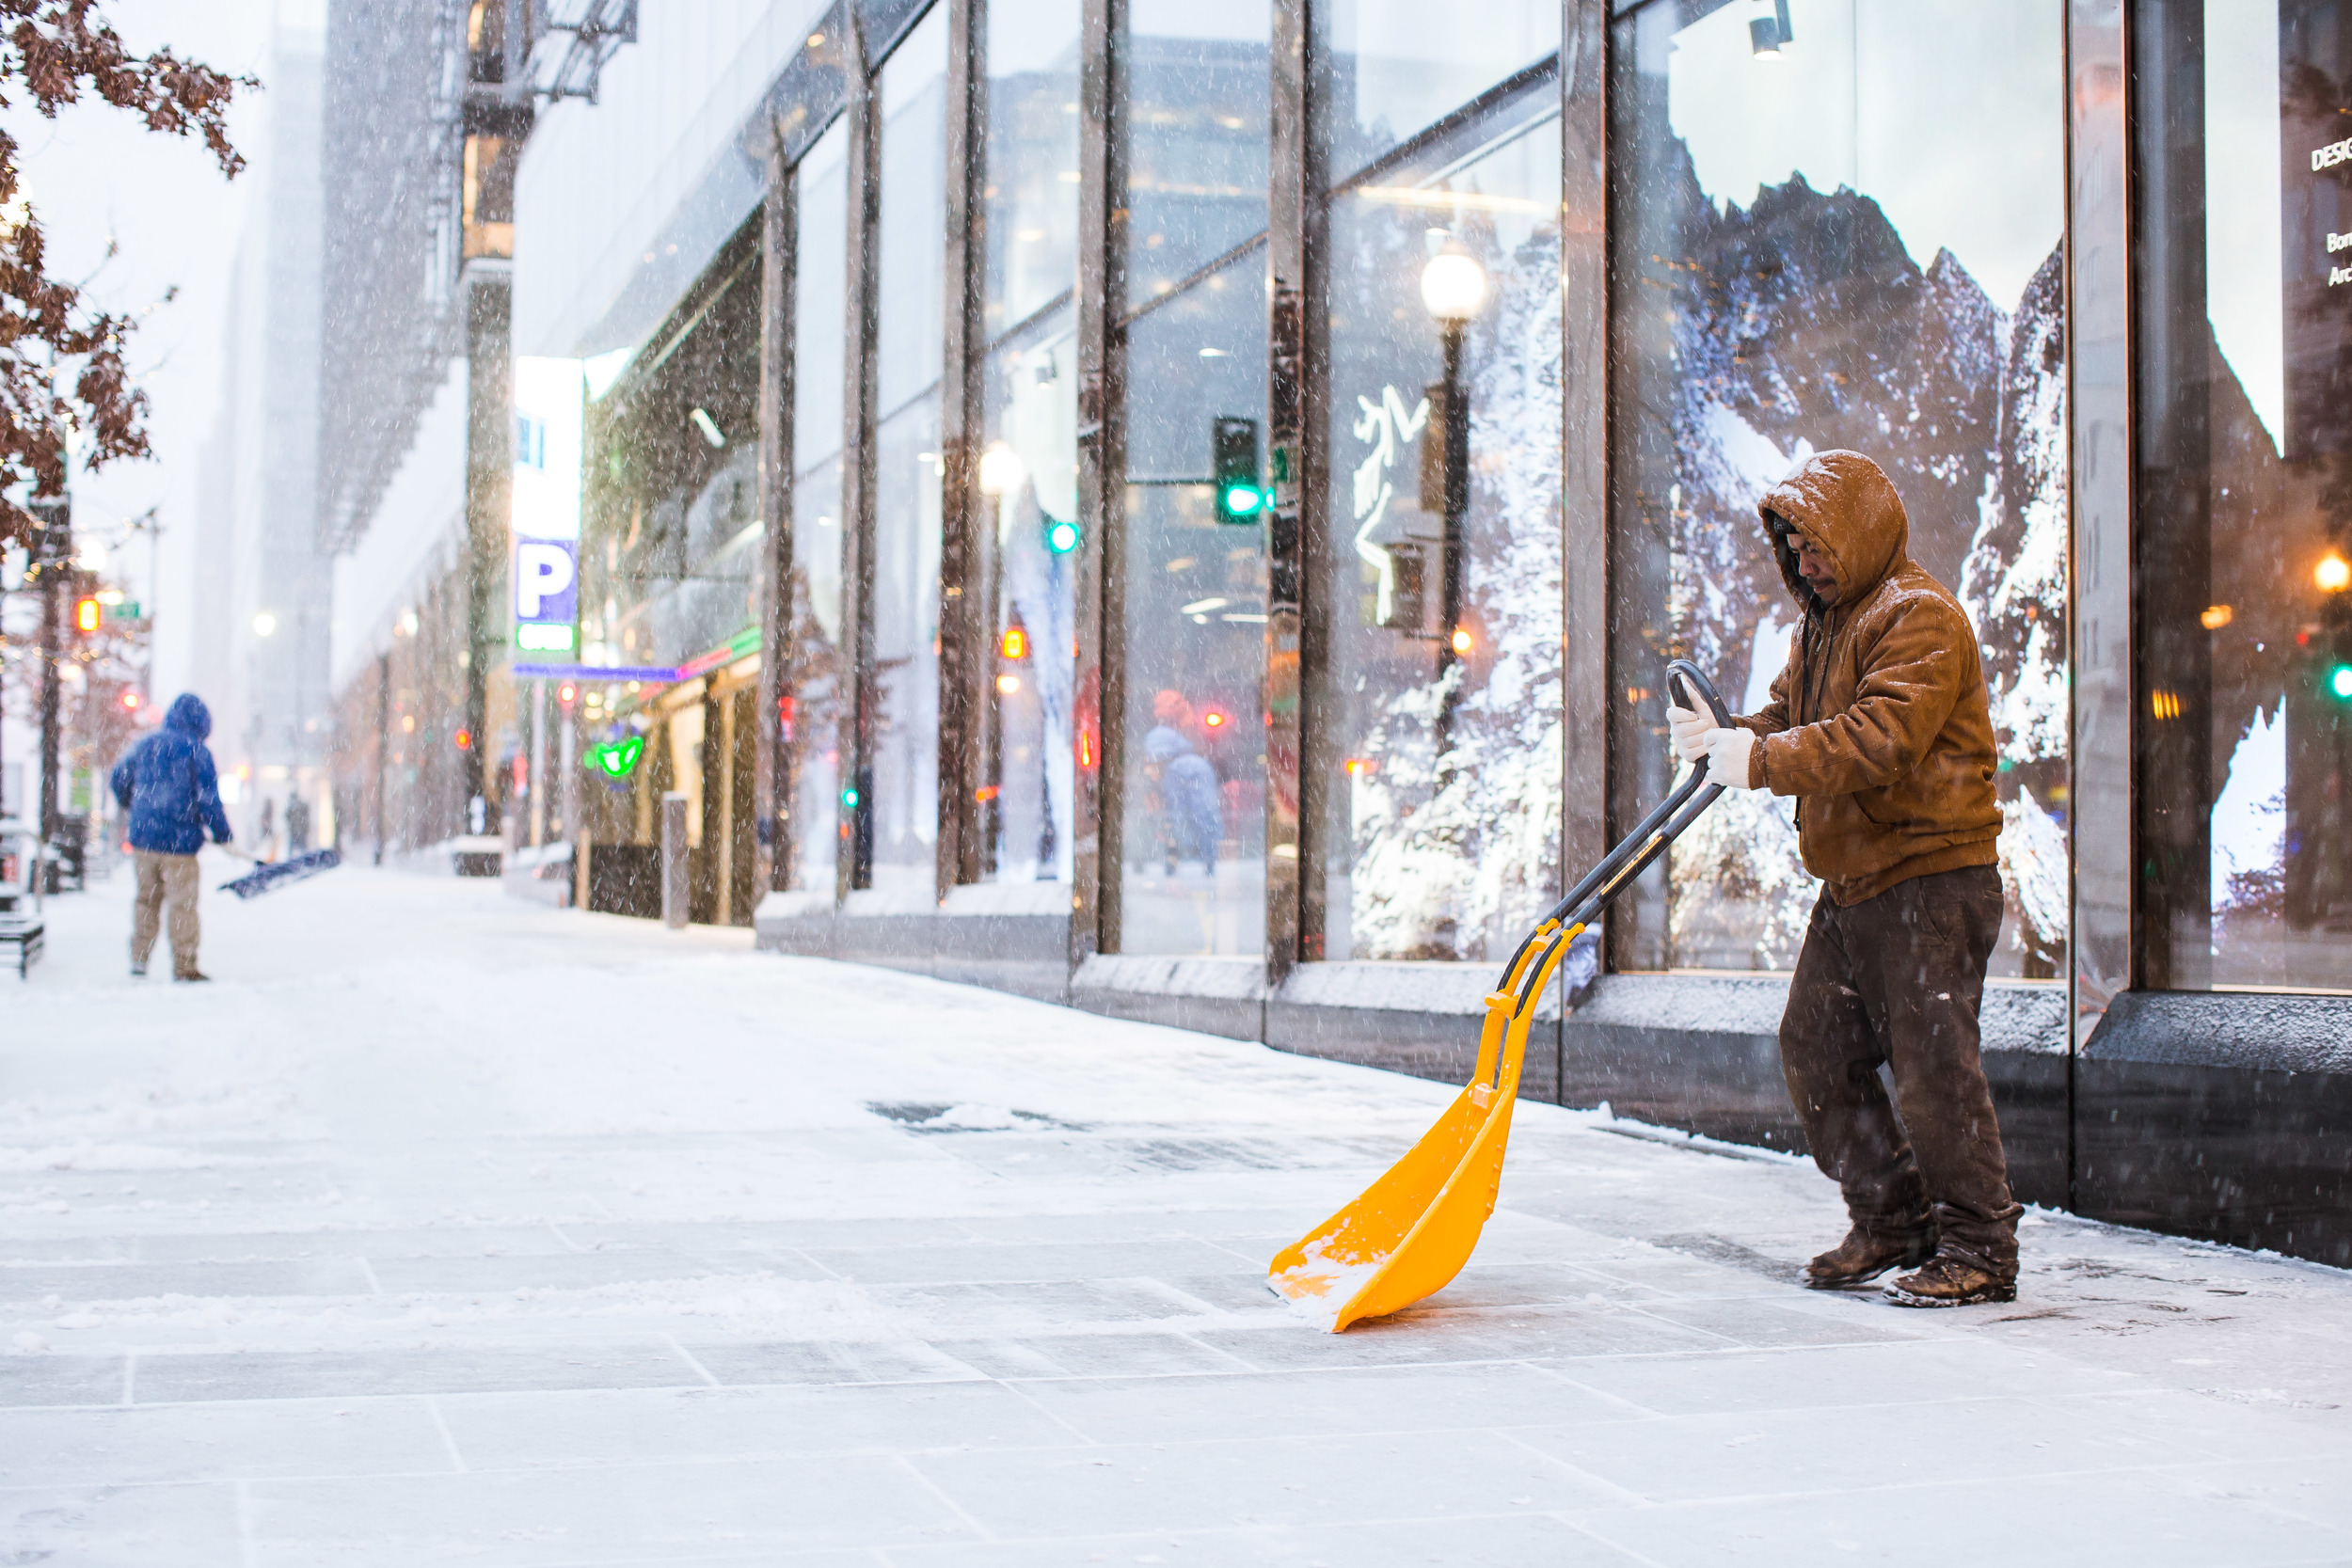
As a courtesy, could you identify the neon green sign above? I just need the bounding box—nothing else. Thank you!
[586,735,644,778]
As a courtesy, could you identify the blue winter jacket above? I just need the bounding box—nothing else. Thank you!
[109,694,233,855]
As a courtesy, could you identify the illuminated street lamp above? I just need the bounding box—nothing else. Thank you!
[1419,251,1488,322]
[978,440,1026,498]
[1423,243,1487,754]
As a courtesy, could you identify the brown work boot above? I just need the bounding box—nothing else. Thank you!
[1884,1255,2015,1307]
[173,967,211,983]
[1805,1227,1938,1290]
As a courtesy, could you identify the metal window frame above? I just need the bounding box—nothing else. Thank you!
[1072,0,1129,963]
[836,14,885,897]
[756,127,799,898]
[2067,0,2132,1098]
[1563,0,1609,923]
[938,0,992,900]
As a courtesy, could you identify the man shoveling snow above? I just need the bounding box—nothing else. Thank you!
[108,692,235,983]
[1669,450,2018,1307]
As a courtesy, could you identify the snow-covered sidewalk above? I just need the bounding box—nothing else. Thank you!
[4,859,2349,1565]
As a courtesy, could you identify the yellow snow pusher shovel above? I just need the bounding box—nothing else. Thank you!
[1269,659,1738,1330]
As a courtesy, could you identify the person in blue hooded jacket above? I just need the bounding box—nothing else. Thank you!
[108,693,233,981]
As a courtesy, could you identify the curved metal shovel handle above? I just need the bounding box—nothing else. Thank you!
[1665,657,1735,730]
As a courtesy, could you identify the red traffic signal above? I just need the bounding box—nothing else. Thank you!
[556,680,580,712]
[454,727,474,752]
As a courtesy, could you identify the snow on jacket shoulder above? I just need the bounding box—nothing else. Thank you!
[109,693,233,856]
[1738,450,2001,907]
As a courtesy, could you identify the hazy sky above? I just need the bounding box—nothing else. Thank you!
[10,2,277,695]
[1663,0,2066,311]
[2205,0,2286,452]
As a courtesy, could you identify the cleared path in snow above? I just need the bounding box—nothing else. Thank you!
[2,857,2349,1565]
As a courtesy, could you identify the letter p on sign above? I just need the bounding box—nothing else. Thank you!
[515,540,579,622]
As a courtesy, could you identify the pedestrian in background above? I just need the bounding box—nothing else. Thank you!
[108,693,234,982]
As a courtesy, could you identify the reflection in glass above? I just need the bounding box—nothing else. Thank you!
[2134,0,2352,991]
[867,8,949,899]
[986,0,1081,335]
[788,119,850,892]
[791,457,844,891]
[979,312,1078,880]
[975,0,1084,883]
[1125,0,1269,304]
[1326,100,1561,959]
[1120,262,1267,954]
[1609,0,2069,976]
[1325,0,1558,183]
[1114,0,1270,952]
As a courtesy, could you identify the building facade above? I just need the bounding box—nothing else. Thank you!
[195,2,337,852]
[327,0,2352,1267]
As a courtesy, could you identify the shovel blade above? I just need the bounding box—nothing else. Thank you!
[1269,1053,1523,1332]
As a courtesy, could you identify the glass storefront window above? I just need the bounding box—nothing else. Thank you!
[1609,0,2069,977]
[985,0,1081,335]
[1120,261,1269,954]
[868,7,950,900]
[1324,92,1562,960]
[790,119,850,893]
[1324,0,1558,184]
[2134,0,2352,992]
[979,311,1079,881]
[1116,0,1269,953]
[981,0,1084,884]
[1126,0,1269,301]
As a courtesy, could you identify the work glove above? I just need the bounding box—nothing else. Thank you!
[1701,725,1757,790]
[1667,704,1711,764]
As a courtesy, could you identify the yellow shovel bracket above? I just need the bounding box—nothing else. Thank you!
[1268,921,1583,1331]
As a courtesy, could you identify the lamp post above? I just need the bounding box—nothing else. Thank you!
[28,499,71,846]
[1421,246,1487,755]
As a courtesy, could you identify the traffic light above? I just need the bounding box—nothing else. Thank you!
[1000,623,1028,660]
[586,735,644,777]
[556,680,580,714]
[73,595,101,634]
[1214,416,1263,523]
[1043,516,1082,555]
[2328,663,2352,702]
[454,728,474,752]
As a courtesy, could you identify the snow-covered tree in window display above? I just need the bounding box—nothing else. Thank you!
[1348,216,1564,961]
[1642,137,2071,976]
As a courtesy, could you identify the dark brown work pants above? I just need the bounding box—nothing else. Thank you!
[1779,864,2022,1277]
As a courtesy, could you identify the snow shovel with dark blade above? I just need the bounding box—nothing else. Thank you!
[1268,659,1738,1330]
[218,848,342,901]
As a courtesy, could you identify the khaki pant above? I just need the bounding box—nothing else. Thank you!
[132,851,201,975]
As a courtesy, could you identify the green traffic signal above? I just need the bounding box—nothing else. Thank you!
[2329,663,2352,702]
[1044,517,1082,555]
[1213,415,1262,525]
[586,735,644,778]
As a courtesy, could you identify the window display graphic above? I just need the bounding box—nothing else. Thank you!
[1613,0,2069,975]
[2124,0,2352,992]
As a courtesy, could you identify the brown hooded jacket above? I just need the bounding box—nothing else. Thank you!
[1737,451,2000,906]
